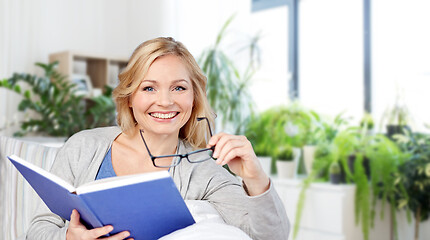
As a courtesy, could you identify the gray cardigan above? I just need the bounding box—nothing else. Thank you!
[26,126,290,240]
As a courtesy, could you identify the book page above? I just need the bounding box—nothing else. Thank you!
[76,170,170,195]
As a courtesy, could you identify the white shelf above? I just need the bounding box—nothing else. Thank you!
[273,178,430,240]
[49,51,128,90]
[273,178,377,240]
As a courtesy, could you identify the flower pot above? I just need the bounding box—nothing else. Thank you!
[330,173,342,184]
[276,161,296,179]
[302,145,316,175]
[257,156,272,176]
[292,147,301,177]
[386,124,407,139]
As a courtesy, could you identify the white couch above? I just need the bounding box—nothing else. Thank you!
[0,136,60,240]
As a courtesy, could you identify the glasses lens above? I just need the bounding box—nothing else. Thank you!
[188,149,213,163]
[153,156,180,168]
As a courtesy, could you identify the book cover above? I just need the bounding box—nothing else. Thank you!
[8,154,195,240]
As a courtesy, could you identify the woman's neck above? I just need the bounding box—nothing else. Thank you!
[133,127,179,156]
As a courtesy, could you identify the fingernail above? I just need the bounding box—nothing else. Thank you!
[107,226,114,231]
[124,231,130,237]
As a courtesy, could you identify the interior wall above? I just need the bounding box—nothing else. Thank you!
[0,0,171,136]
[0,0,288,136]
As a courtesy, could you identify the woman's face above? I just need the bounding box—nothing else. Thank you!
[130,54,194,137]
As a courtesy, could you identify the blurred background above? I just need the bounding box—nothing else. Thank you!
[0,0,429,240]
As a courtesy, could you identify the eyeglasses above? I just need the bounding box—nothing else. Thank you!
[139,117,215,168]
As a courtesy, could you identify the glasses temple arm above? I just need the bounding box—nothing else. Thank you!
[139,130,155,158]
[197,117,213,137]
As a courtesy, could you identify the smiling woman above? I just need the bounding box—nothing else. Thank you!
[128,55,195,140]
[26,37,290,240]
[113,37,213,150]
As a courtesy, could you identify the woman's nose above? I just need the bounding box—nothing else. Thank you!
[157,90,173,106]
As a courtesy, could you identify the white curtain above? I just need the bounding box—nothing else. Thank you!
[0,0,37,136]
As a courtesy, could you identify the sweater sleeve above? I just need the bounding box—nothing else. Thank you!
[183,161,290,240]
[25,141,76,240]
[242,180,290,240]
[26,127,118,239]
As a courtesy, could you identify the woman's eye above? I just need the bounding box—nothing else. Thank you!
[143,86,154,92]
[174,86,186,91]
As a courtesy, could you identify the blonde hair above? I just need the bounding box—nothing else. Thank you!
[113,37,214,149]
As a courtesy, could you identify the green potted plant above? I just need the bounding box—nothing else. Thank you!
[293,115,411,240]
[381,94,412,139]
[292,140,339,239]
[333,127,375,240]
[395,131,430,240]
[309,140,338,181]
[386,104,410,138]
[297,126,372,240]
[199,15,261,135]
[0,62,116,138]
[302,111,350,175]
[365,134,409,240]
[271,104,311,174]
[267,102,311,175]
[335,126,410,240]
[279,102,313,148]
[301,110,326,175]
[275,145,296,179]
[360,112,375,135]
[246,105,311,176]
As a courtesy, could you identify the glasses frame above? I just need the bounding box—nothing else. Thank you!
[139,117,215,168]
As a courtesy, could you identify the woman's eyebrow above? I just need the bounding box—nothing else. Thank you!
[172,79,190,84]
[140,79,190,85]
[141,79,157,83]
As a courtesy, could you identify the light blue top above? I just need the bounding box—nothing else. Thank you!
[95,147,116,180]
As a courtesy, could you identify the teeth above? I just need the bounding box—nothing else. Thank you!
[150,112,177,119]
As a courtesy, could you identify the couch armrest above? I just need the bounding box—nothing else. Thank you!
[0,136,60,240]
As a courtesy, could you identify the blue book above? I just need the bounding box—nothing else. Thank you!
[8,154,195,240]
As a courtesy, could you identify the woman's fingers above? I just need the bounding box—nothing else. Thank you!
[87,225,115,239]
[103,230,132,240]
[208,132,269,196]
[210,133,246,160]
[209,133,259,171]
[69,209,80,227]
[67,209,131,240]
[214,138,247,164]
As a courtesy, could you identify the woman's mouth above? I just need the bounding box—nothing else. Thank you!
[149,112,179,119]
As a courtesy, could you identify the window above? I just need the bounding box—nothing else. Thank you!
[299,0,364,121]
[372,0,430,132]
[250,6,290,111]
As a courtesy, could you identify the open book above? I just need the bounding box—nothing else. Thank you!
[8,154,195,240]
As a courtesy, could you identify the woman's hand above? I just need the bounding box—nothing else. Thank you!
[207,132,270,196]
[66,209,133,240]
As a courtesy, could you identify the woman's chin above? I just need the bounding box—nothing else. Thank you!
[145,127,180,137]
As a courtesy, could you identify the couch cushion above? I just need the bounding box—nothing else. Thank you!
[0,136,60,240]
